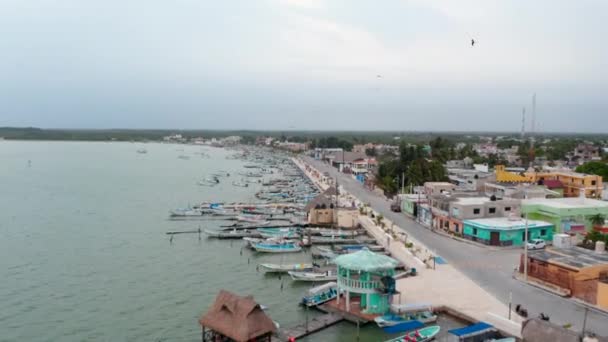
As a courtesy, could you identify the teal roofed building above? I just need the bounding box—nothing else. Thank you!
[334,248,399,315]
[463,217,554,247]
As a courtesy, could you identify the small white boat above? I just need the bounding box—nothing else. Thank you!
[204,229,261,239]
[259,263,314,273]
[198,177,220,186]
[288,270,337,282]
[178,155,190,160]
[170,208,206,217]
[136,148,147,154]
[253,242,302,253]
[300,282,342,307]
[237,214,266,223]
[232,181,249,187]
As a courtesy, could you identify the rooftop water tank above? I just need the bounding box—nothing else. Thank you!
[553,234,572,249]
[595,241,606,254]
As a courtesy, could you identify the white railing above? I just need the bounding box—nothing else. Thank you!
[338,277,382,291]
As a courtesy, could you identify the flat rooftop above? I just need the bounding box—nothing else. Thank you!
[466,217,552,230]
[523,197,608,209]
[528,247,608,270]
[455,197,491,205]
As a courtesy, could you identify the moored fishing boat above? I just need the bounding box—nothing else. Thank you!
[236,214,267,223]
[300,281,342,307]
[169,207,207,217]
[232,181,249,187]
[288,270,337,282]
[383,326,441,342]
[198,177,220,186]
[375,307,437,329]
[257,227,300,239]
[258,262,314,273]
[253,242,302,253]
[204,229,261,239]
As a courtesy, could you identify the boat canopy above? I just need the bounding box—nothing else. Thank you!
[306,282,337,295]
[382,320,424,334]
[333,248,399,272]
[390,303,433,313]
[448,322,496,338]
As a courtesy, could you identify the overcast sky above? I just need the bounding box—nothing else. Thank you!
[1,0,606,132]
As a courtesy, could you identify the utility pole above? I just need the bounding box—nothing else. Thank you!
[524,190,529,281]
[581,307,589,339]
[508,292,512,320]
[401,172,405,194]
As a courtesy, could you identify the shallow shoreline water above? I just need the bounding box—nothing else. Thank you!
[0,141,466,341]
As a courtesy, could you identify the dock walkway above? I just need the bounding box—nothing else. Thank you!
[273,313,343,341]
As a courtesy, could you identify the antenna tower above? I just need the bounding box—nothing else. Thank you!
[528,93,536,167]
[521,107,526,140]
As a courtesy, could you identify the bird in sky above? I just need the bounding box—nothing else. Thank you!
[471,39,475,46]
[376,75,382,78]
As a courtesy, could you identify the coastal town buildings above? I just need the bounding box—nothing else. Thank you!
[275,141,308,152]
[568,143,601,165]
[431,195,521,234]
[519,247,608,310]
[463,217,554,246]
[447,167,495,191]
[495,165,603,198]
[522,197,608,234]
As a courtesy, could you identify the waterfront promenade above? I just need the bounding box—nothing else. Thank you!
[294,156,608,336]
[294,157,522,337]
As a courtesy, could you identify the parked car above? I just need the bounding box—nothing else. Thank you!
[390,201,401,212]
[526,239,546,250]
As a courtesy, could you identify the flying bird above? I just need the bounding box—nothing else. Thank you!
[471,39,475,47]
[376,75,382,78]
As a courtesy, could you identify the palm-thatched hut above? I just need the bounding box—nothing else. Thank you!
[199,290,276,342]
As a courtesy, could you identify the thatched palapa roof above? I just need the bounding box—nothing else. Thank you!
[304,186,338,212]
[199,290,276,342]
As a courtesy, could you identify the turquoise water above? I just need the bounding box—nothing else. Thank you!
[0,141,461,341]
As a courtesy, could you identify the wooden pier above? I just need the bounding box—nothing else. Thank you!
[273,312,343,341]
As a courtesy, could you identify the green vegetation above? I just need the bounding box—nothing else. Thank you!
[588,213,606,227]
[376,138,448,194]
[310,137,353,151]
[576,161,608,179]
[582,230,608,249]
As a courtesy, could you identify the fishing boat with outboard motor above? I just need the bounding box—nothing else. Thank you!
[383,326,441,342]
[288,270,337,282]
[300,282,342,307]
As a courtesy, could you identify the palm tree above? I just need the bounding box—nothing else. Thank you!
[588,213,606,229]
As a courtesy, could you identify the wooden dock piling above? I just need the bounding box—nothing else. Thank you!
[273,312,343,341]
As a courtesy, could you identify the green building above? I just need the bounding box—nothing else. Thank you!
[463,217,554,246]
[399,194,427,217]
[522,198,608,233]
[334,248,399,314]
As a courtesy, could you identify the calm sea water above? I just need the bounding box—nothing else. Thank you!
[0,141,462,342]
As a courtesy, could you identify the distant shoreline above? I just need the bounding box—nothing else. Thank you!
[2,127,607,144]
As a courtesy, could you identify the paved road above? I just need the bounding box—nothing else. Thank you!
[304,157,608,336]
